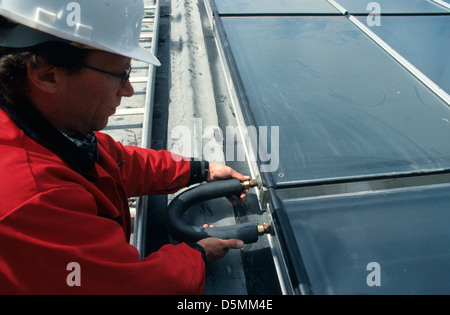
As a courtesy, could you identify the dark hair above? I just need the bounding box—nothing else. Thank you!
[0,19,90,103]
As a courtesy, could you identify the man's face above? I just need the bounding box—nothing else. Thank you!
[57,51,134,134]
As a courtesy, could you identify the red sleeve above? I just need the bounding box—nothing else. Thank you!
[96,132,192,197]
[0,187,205,295]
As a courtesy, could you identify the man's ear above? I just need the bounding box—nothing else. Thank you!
[26,58,59,94]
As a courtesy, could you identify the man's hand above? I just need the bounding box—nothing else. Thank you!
[207,163,251,203]
[207,162,250,182]
[197,237,244,263]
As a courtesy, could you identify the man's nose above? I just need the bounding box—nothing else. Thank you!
[120,80,134,97]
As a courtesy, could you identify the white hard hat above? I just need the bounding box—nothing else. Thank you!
[0,0,160,66]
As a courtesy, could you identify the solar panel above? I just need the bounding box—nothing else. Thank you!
[280,183,450,294]
[335,0,450,14]
[358,15,450,94]
[207,0,450,294]
[214,0,340,14]
[221,15,450,185]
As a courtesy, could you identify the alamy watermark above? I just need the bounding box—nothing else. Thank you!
[65,261,382,288]
[366,262,381,287]
[367,2,381,27]
[66,2,81,26]
[170,118,280,173]
[66,262,81,287]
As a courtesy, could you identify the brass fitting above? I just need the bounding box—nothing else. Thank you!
[257,223,271,236]
[241,179,260,190]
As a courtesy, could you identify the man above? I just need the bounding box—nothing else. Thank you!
[0,0,247,294]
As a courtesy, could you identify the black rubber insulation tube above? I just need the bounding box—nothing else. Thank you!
[166,178,271,244]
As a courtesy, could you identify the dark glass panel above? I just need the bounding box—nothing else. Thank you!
[282,184,450,294]
[222,16,450,184]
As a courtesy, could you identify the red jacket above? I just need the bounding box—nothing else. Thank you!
[0,103,206,294]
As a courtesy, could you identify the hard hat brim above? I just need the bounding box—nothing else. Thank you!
[0,23,161,66]
[0,3,161,67]
[127,46,161,67]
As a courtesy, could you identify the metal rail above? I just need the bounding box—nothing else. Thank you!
[103,0,161,252]
[134,0,161,255]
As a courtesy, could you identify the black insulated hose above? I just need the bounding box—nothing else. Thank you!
[166,178,271,244]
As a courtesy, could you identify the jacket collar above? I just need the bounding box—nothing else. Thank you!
[0,97,98,181]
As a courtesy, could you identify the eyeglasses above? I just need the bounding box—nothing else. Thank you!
[79,62,132,89]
